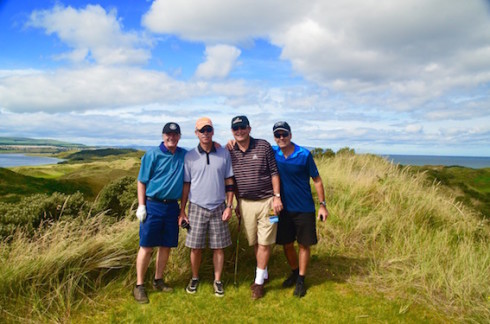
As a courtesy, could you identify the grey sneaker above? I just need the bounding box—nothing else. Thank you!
[186,278,199,294]
[133,285,149,304]
[213,280,224,297]
[153,278,173,292]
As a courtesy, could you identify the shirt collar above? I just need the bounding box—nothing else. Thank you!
[276,142,298,158]
[197,143,216,153]
[233,136,256,151]
[159,142,181,154]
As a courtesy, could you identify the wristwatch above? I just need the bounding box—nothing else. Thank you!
[319,201,327,207]
[274,193,281,198]
[226,205,233,209]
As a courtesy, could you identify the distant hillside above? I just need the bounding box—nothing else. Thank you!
[65,148,139,161]
[0,137,85,147]
[0,168,91,203]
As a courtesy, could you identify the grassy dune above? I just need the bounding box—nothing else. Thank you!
[8,153,141,200]
[0,154,488,322]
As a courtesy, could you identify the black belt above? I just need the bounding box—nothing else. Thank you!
[147,197,177,204]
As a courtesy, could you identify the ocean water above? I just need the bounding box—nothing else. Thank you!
[0,153,64,167]
[384,155,490,169]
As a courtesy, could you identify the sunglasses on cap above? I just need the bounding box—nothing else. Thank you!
[274,131,290,138]
[232,125,248,131]
[198,126,213,133]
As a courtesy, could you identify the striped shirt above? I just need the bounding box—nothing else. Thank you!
[229,137,278,200]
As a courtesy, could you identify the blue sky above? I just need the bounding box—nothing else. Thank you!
[1,0,489,156]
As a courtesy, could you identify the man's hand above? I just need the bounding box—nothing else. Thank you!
[318,205,329,222]
[136,205,147,223]
[273,196,283,215]
[226,140,236,151]
[222,206,232,221]
[178,211,189,226]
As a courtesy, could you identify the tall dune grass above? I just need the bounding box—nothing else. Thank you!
[318,154,489,321]
[0,214,139,322]
[0,154,488,322]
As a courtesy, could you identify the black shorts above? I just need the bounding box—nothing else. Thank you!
[276,210,317,246]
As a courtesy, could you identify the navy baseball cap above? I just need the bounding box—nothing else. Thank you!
[273,121,291,133]
[231,115,250,128]
[162,122,181,134]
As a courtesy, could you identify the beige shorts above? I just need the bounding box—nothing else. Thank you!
[239,197,277,246]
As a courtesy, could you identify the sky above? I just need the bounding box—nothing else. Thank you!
[0,0,490,156]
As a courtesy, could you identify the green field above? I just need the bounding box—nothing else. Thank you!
[3,149,142,202]
[0,152,489,323]
[409,165,490,218]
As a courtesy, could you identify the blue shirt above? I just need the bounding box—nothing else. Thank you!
[138,143,187,200]
[273,143,319,213]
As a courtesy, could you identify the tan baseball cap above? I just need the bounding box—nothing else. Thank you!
[195,117,213,130]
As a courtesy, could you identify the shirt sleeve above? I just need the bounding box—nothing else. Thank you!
[224,149,234,178]
[307,152,320,178]
[265,141,279,176]
[183,152,192,182]
[137,151,152,184]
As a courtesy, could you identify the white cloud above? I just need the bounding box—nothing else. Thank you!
[27,4,151,65]
[142,0,307,43]
[195,45,241,79]
[0,67,256,113]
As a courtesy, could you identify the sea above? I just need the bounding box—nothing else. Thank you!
[383,155,490,169]
[0,153,64,167]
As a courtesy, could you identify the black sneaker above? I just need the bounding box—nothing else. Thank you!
[153,278,173,292]
[133,285,149,304]
[293,280,306,297]
[282,272,298,288]
[213,281,224,297]
[186,278,199,294]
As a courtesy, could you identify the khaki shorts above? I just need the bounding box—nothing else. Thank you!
[239,197,277,246]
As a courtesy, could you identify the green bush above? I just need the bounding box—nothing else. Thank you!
[94,176,137,218]
[0,192,88,238]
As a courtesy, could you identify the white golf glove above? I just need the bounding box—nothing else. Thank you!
[136,205,147,223]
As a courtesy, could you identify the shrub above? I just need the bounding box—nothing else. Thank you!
[94,176,137,218]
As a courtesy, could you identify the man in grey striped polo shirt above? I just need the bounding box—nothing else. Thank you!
[179,117,235,297]
[228,115,283,300]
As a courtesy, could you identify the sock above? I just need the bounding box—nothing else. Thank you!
[136,284,143,288]
[255,267,266,285]
[264,267,269,280]
[192,277,199,281]
[298,275,305,284]
[292,268,299,277]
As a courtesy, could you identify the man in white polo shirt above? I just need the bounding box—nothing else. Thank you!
[179,117,235,297]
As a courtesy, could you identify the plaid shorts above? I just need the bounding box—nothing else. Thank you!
[185,202,232,249]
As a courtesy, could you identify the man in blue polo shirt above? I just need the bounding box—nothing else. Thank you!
[133,122,187,304]
[272,121,329,298]
[179,117,235,297]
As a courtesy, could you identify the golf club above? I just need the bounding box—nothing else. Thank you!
[234,214,241,288]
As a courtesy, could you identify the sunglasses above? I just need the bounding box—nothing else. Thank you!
[198,126,213,133]
[274,131,290,138]
[232,125,248,131]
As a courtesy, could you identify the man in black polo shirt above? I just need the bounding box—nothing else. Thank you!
[228,115,283,300]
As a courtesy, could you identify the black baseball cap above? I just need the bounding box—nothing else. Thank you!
[162,122,181,134]
[273,121,291,133]
[231,115,250,128]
